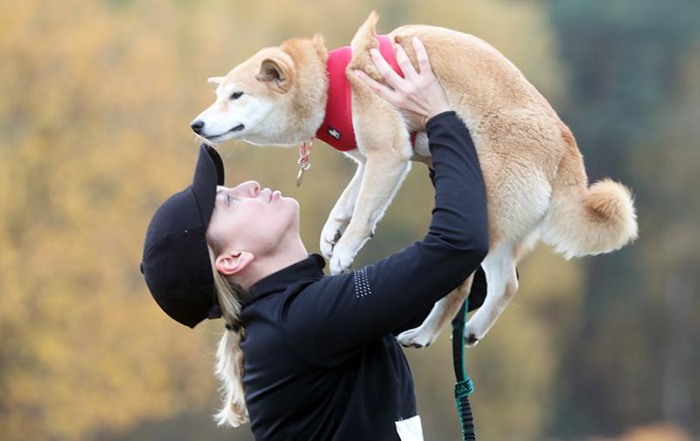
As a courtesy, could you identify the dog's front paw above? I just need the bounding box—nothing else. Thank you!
[329,244,356,275]
[397,326,438,348]
[320,217,350,259]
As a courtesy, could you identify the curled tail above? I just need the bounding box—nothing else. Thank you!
[542,129,638,259]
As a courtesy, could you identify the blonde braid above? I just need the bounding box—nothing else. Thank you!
[207,244,249,427]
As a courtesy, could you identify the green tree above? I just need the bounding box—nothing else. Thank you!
[548,0,700,437]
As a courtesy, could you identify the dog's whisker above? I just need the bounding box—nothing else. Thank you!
[226,141,239,159]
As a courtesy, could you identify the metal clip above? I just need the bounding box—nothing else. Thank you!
[296,159,312,187]
[296,139,313,187]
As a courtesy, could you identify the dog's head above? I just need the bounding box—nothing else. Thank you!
[191,35,328,147]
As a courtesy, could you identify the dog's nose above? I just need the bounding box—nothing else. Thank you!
[190,120,205,134]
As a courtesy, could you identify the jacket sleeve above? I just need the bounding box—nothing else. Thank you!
[391,264,487,336]
[385,164,491,335]
[280,111,489,366]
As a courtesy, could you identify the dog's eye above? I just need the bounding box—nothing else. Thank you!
[230,91,244,100]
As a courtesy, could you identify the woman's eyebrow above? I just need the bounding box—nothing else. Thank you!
[216,188,230,200]
[214,188,227,206]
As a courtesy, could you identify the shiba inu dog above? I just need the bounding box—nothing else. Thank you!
[191,12,638,348]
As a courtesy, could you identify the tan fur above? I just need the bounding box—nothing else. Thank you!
[194,11,638,347]
[398,275,475,348]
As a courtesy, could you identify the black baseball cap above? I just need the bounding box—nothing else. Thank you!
[140,144,225,328]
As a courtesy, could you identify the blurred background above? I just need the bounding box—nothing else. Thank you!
[1,0,699,440]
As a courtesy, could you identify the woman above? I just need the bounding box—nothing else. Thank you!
[141,38,489,441]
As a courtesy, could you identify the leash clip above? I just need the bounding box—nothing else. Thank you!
[296,139,314,187]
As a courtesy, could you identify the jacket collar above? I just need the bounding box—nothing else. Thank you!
[244,253,326,307]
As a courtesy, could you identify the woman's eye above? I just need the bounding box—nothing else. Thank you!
[230,91,244,100]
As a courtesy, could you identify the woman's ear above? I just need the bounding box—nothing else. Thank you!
[215,251,255,276]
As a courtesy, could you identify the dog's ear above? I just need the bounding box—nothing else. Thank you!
[256,58,294,93]
[311,33,328,60]
[207,76,224,86]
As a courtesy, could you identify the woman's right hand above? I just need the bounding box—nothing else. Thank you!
[354,37,451,133]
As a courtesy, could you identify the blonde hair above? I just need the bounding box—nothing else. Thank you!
[207,241,249,427]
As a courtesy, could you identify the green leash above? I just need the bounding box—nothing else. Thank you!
[451,298,476,440]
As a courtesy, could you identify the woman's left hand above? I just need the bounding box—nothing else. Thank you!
[354,37,451,133]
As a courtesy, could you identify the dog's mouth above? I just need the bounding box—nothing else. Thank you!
[205,124,245,141]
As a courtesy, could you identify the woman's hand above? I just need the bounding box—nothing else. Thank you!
[354,37,451,133]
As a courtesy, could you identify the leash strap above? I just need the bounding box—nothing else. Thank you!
[451,298,477,440]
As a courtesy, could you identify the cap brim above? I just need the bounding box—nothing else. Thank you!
[192,144,225,227]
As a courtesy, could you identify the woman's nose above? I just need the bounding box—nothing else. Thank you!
[242,181,260,197]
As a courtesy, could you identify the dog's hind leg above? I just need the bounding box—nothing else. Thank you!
[464,240,519,347]
[320,151,366,259]
[397,273,475,348]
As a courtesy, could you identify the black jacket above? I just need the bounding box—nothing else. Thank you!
[240,111,489,440]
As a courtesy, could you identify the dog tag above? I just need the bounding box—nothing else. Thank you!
[296,161,311,187]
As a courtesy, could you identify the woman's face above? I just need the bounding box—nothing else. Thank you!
[207,181,300,257]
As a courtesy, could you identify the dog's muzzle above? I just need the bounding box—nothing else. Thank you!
[190,121,245,138]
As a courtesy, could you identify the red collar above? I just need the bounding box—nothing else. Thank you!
[315,35,404,152]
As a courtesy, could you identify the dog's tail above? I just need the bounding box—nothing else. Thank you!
[541,125,638,259]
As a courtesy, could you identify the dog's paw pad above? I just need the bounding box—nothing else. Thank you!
[321,218,348,259]
[320,237,336,260]
[464,333,480,348]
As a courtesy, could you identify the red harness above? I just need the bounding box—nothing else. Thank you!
[295,36,412,186]
[314,35,405,151]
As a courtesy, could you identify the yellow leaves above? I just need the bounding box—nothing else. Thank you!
[0,1,574,440]
[589,423,694,441]
[0,0,220,439]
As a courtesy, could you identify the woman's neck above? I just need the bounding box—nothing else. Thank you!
[237,235,309,287]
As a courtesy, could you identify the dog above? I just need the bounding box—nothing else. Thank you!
[191,12,638,348]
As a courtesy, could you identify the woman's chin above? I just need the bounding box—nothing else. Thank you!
[282,196,300,209]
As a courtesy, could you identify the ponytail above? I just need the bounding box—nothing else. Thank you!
[207,244,250,427]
